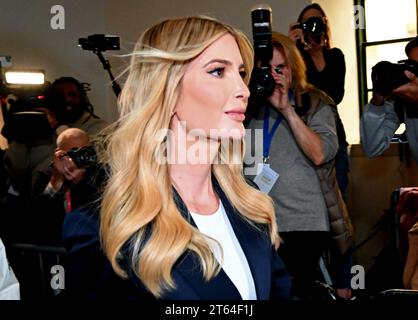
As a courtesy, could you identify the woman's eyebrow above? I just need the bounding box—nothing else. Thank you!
[203,59,245,69]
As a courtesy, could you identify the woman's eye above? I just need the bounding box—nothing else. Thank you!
[239,70,247,79]
[208,67,225,78]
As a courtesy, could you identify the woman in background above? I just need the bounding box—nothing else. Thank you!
[289,3,352,299]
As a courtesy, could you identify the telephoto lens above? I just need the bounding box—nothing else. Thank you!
[250,4,275,100]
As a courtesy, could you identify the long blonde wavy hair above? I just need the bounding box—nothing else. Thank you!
[100,16,278,298]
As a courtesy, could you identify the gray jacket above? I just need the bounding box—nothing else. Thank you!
[361,99,418,163]
[246,89,338,233]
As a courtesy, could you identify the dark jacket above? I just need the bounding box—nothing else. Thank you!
[61,178,292,300]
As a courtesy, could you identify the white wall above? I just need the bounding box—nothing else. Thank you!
[103,0,311,119]
[0,0,111,121]
[315,0,360,144]
[0,0,310,149]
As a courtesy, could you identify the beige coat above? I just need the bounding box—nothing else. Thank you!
[301,89,354,255]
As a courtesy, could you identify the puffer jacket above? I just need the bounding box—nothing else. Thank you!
[299,88,354,255]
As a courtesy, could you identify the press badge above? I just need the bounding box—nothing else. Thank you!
[253,163,279,194]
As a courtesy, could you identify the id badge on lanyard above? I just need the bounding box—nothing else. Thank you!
[253,105,281,194]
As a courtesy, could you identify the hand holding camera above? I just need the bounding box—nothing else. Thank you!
[371,59,418,97]
[288,22,305,44]
[50,148,87,191]
[288,16,327,50]
[268,67,292,114]
[391,70,418,103]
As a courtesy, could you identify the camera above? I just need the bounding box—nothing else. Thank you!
[65,146,97,169]
[249,5,275,101]
[293,16,326,46]
[78,34,120,52]
[371,59,418,96]
[0,70,52,143]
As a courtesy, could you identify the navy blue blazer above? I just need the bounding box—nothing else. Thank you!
[61,179,292,300]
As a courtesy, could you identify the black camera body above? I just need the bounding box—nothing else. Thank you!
[249,6,275,101]
[293,16,326,46]
[0,78,52,143]
[78,34,120,52]
[371,59,418,96]
[66,146,97,169]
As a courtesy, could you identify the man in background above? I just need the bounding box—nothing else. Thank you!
[361,36,418,162]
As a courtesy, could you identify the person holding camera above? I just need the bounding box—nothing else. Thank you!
[39,128,95,209]
[28,128,102,245]
[1,77,108,244]
[246,32,352,300]
[3,76,108,196]
[61,16,292,300]
[288,4,349,202]
[361,36,418,163]
[287,5,354,300]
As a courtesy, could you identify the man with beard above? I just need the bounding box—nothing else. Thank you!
[47,77,108,137]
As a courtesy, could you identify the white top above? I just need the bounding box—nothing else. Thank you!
[0,238,20,300]
[190,201,257,300]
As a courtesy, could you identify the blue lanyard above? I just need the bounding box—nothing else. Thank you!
[263,106,282,162]
[262,91,294,162]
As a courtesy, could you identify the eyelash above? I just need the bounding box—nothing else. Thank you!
[208,67,225,78]
[208,67,247,79]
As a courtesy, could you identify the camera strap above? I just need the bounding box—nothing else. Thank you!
[64,188,72,213]
[263,105,282,163]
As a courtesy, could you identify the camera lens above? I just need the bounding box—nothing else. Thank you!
[301,17,325,36]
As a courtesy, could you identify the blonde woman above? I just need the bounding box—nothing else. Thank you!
[246,32,352,300]
[62,16,291,300]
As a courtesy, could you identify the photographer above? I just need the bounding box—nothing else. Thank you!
[40,128,93,208]
[246,32,352,300]
[361,36,418,162]
[1,77,108,242]
[288,4,349,202]
[28,128,102,245]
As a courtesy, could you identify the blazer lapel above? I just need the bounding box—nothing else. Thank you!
[213,180,272,300]
[171,180,272,300]
[172,187,242,300]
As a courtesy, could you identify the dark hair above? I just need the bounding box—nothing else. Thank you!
[405,36,418,57]
[297,3,331,49]
[50,76,97,117]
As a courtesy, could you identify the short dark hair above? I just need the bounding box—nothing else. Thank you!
[405,36,418,57]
